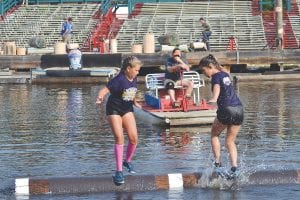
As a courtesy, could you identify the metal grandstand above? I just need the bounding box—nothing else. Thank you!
[0,2,100,48]
[116,1,268,52]
[0,0,299,53]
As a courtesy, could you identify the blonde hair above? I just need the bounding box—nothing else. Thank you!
[121,56,142,71]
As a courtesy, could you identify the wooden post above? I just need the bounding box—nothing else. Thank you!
[275,0,284,50]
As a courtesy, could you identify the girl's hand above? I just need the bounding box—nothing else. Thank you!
[96,96,103,105]
[208,99,217,103]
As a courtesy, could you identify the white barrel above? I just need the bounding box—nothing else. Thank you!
[54,42,67,54]
[131,44,143,53]
[191,42,207,50]
[160,45,175,52]
[110,39,117,53]
[4,42,16,55]
[178,44,189,52]
[16,48,26,55]
[143,33,155,53]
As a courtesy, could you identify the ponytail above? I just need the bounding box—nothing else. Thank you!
[198,54,223,71]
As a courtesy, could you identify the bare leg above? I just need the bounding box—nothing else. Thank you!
[211,118,226,164]
[108,115,124,171]
[122,112,138,163]
[168,89,176,103]
[108,115,124,144]
[122,112,138,145]
[226,125,241,168]
[181,79,194,97]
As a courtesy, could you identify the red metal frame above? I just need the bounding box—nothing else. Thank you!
[150,89,212,112]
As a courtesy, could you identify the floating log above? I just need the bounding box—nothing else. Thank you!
[15,169,300,195]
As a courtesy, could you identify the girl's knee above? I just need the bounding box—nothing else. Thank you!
[128,133,138,144]
[225,139,236,148]
[129,138,138,145]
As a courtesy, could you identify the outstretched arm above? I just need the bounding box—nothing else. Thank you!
[96,86,110,105]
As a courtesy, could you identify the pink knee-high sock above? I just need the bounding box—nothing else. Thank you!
[125,143,137,163]
[114,144,124,172]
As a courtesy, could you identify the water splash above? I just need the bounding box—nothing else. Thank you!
[198,167,241,190]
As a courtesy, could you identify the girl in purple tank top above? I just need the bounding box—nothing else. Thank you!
[199,54,244,180]
[96,56,142,185]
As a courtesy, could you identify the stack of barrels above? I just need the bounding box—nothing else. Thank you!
[1,41,26,55]
[131,33,155,54]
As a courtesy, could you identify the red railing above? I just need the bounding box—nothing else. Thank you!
[252,0,299,49]
[83,3,144,52]
[0,3,20,21]
[282,11,298,48]
[251,0,261,16]
[262,10,298,49]
[82,7,126,52]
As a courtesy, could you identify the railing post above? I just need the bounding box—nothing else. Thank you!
[286,0,291,12]
[1,2,3,17]
[259,0,262,11]
[128,0,133,16]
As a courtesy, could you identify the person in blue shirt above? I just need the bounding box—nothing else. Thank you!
[165,48,193,107]
[198,54,244,179]
[96,56,142,186]
[61,17,73,43]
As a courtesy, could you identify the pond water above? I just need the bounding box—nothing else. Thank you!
[0,81,299,199]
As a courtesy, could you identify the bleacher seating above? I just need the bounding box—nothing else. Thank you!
[1,1,299,53]
[0,3,99,48]
[116,1,267,53]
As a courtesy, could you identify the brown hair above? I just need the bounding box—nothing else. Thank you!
[172,47,180,54]
[198,54,222,70]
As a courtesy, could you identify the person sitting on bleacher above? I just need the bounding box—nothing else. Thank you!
[164,48,193,108]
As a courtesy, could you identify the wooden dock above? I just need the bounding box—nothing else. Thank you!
[1,49,300,72]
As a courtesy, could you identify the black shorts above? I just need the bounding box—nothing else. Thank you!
[217,105,244,125]
[106,101,133,117]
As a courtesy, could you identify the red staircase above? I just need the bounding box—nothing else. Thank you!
[129,3,143,18]
[0,4,20,20]
[82,8,124,52]
[251,0,261,16]
[82,3,145,52]
[282,11,298,48]
[262,10,298,49]
[253,0,299,49]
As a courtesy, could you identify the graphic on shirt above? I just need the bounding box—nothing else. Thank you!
[223,77,231,86]
[122,87,137,101]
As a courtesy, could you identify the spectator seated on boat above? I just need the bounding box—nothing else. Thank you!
[164,48,193,108]
[67,43,82,70]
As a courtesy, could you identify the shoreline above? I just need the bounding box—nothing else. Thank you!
[1,72,300,84]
